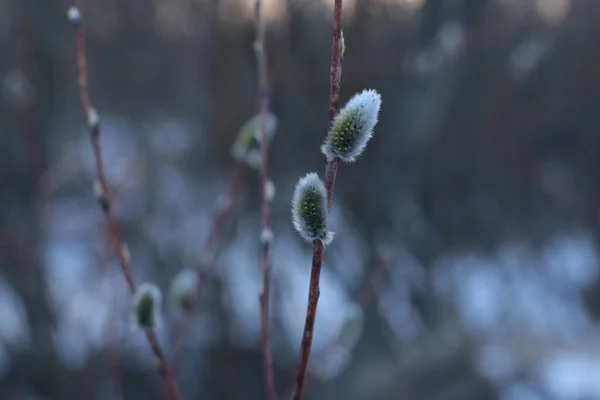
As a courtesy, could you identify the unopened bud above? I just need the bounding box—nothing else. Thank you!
[169,268,199,313]
[321,89,381,162]
[230,113,277,168]
[67,6,81,26]
[87,107,99,131]
[291,173,334,245]
[93,180,109,213]
[264,179,276,202]
[131,283,162,330]
[120,243,131,263]
[339,30,346,59]
[260,227,274,244]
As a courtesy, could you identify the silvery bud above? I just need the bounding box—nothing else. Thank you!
[291,173,334,245]
[321,89,381,162]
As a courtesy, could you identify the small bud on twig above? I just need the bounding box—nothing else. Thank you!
[291,173,334,245]
[169,269,198,313]
[87,107,100,132]
[67,6,81,27]
[321,89,382,162]
[93,180,109,213]
[339,30,346,59]
[131,283,162,330]
[260,227,274,244]
[264,179,276,202]
[121,243,131,263]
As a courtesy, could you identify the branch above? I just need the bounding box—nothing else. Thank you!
[284,253,387,399]
[254,1,278,399]
[68,5,181,400]
[291,2,344,399]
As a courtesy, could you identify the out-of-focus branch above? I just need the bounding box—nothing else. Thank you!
[254,0,278,399]
[68,5,181,399]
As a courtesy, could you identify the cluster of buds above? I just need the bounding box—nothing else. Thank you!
[291,86,381,245]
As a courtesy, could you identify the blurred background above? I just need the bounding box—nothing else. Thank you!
[3,0,600,399]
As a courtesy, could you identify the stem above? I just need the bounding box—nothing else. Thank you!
[292,1,343,399]
[255,1,278,399]
[71,5,181,400]
[283,255,388,399]
[170,161,246,368]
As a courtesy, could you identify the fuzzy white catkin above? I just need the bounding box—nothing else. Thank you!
[169,269,198,312]
[132,283,162,330]
[291,173,334,245]
[321,89,382,162]
[67,7,81,25]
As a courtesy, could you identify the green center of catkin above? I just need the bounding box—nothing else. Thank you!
[300,187,326,240]
[331,111,361,156]
[137,295,155,327]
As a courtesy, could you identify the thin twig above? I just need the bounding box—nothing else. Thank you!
[170,161,246,368]
[70,4,181,399]
[292,1,344,399]
[254,1,278,399]
[283,255,388,399]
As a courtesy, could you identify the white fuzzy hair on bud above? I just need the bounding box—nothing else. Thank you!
[169,269,198,313]
[131,283,162,330]
[67,6,81,25]
[321,89,381,162]
[93,180,104,198]
[264,179,276,202]
[87,107,99,129]
[260,227,274,244]
[291,173,334,246]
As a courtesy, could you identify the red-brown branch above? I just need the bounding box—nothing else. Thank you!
[283,255,388,399]
[292,1,344,399]
[170,161,246,368]
[255,0,278,398]
[71,5,181,399]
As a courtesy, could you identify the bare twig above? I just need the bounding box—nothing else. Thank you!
[170,160,246,368]
[291,1,344,399]
[254,2,278,398]
[69,4,181,399]
[284,254,387,399]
